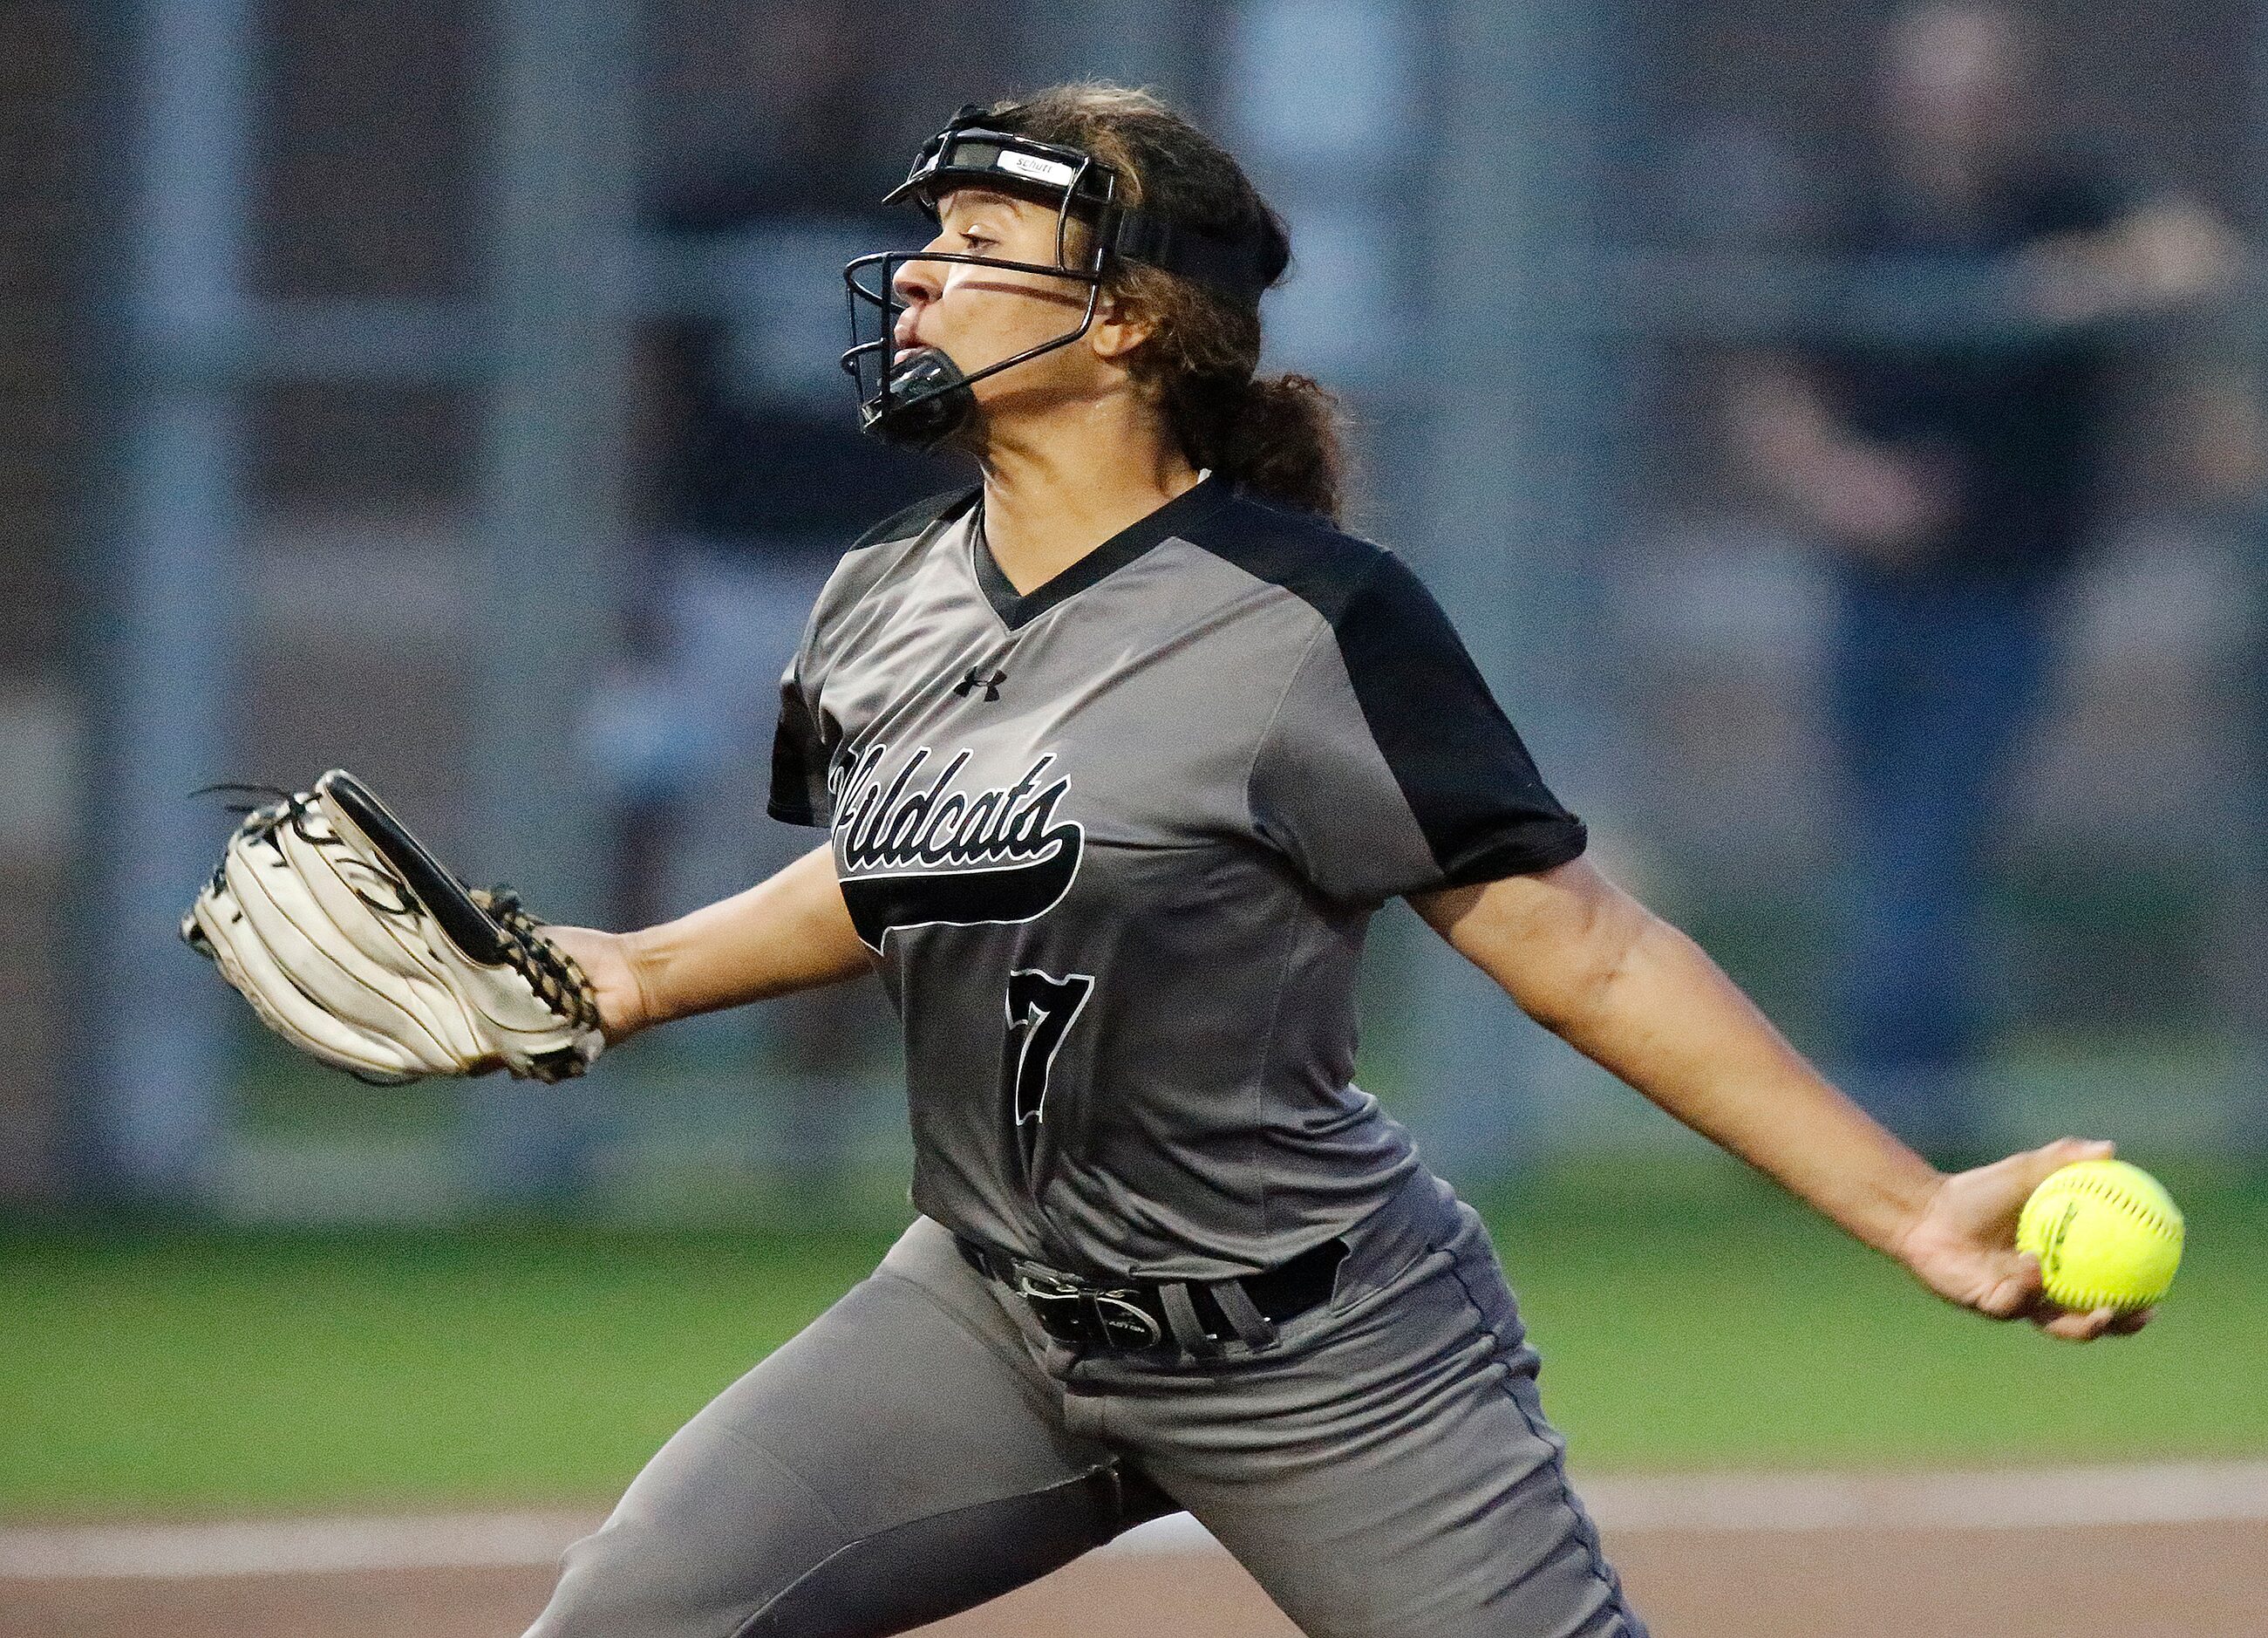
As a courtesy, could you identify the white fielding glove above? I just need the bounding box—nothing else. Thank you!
[181,769,604,1084]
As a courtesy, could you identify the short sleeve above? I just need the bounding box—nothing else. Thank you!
[764,488,977,828]
[1247,554,1586,904]
[767,644,836,827]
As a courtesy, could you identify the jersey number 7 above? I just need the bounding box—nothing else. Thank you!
[1003,968,1094,1171]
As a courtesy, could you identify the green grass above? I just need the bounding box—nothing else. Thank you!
[1476,1160,2268,1471]
[0,1222,895,1519]
[4,1160,2265,1519]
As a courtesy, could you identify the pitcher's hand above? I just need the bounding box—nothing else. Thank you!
[1895,1137,2150,1341]
[541,925,655,1046]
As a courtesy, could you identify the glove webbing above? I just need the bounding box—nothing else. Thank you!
[470,886,603,1075]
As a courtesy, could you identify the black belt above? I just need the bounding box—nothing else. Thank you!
[957,1234,1346,1353]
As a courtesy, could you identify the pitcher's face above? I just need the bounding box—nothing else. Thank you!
[889,189,1115,423]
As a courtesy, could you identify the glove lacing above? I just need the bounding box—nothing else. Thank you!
[471,886,604,1040]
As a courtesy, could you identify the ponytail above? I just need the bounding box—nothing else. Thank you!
[1157,365,1347,524]
[1214,372,1345,522]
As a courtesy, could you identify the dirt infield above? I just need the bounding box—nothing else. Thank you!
[7,1519,2264,1637]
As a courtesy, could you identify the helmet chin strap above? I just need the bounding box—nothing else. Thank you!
[860,293,1105,450]
[866,345,977,449]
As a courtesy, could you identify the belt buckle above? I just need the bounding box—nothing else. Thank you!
[1013,1273,1089,1342]
[1015,1273,1164,1350]
[1087,1290,1165,1349]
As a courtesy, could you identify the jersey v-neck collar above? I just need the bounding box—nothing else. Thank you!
[970,473,1234,632]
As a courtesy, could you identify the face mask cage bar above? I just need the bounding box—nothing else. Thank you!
[840,125,1123,447]
[839,245,1110,443]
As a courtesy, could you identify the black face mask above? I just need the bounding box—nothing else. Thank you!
[841,106,1284,449]
[854,344,981,451]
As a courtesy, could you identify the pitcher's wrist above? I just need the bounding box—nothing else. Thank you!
[616,926,669,1040]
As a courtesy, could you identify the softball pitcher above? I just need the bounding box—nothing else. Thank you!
[187,81,2147,1638]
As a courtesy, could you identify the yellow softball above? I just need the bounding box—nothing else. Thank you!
[2016,1158,2183,1314]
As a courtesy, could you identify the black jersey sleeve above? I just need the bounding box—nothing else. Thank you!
[767,489,980,828]
[767,649,834,827]
[1247,553,1586,903]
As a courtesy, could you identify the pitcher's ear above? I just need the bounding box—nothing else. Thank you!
[1088,292,1155,362]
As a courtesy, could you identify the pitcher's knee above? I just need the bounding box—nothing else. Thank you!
[521,1519,734,1638]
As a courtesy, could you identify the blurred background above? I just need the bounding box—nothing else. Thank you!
[8,0,2263,1218]
[4,4,2268,1622]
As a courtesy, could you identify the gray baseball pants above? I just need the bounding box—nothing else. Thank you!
[522,1170,1646,1638]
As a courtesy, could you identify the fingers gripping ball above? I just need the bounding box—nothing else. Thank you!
[2016,1159,2183,1314]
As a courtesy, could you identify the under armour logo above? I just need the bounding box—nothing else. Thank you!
[954,667,1007,702]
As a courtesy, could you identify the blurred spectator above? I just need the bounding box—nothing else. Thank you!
[2184,370,2268,1154]
[594,3,947,1178]
[1730,3,2236,1157]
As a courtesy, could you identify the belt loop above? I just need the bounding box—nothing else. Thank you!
[1156,1281,1214,1354]
[1209,1277,1277,1348]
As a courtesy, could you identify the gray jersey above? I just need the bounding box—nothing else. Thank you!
[770,475,1584,1279]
